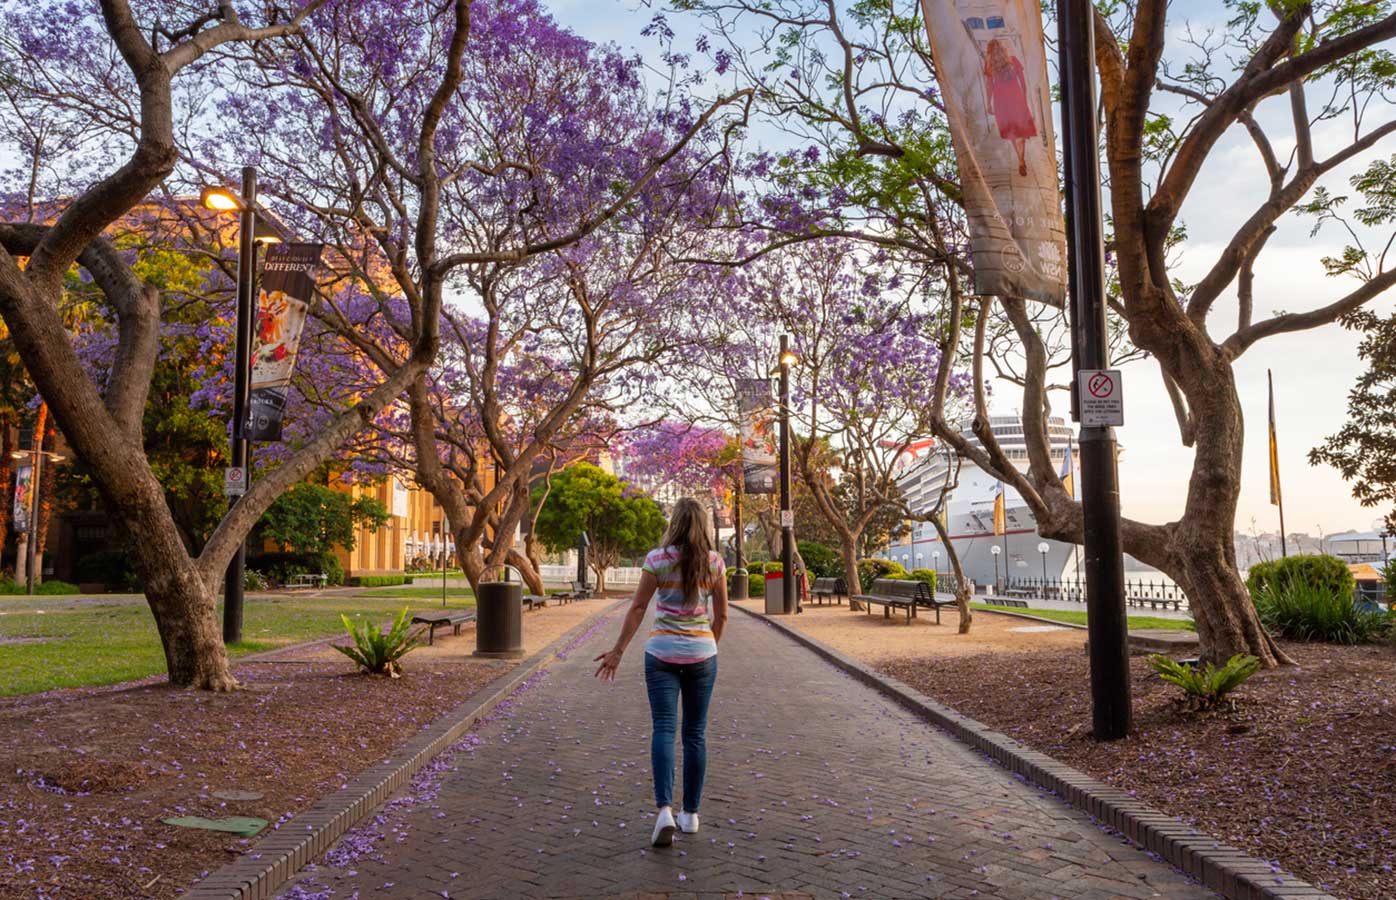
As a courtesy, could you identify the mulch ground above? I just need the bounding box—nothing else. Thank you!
[0,658,505,900]
[879,639,1396,900]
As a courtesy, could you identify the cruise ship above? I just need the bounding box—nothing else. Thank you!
[881,416,1081,589]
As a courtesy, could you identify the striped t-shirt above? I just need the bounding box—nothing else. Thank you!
[643,546,725,664]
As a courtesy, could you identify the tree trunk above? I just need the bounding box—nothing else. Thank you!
[1160,360,1290,665]
[507,547,546,596]
[0,413,12,565]
[927,514,972,634]
[840,540,864,611]
[34,421,55,575]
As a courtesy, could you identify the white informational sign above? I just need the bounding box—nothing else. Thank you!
[780,509,795,528]
[392,476,410,518]
[1078,369,1123,427]
[223,466,247,497]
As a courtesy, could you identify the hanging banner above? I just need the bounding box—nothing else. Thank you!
[392,476,410,519]
[736,378,777,495]
[245,242,324,441]
[919,1,1066,306]
[12,464,32,534]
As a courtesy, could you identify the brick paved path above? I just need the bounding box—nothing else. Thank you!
[277,610,1216,899]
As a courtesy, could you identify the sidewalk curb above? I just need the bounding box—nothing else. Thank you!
[736,605,1333,900]
[187,599,626,900]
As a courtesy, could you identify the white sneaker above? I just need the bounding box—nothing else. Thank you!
[676,811,700,834]
[651,807,676,847]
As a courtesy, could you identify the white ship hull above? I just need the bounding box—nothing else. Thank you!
[882,417,1082,589]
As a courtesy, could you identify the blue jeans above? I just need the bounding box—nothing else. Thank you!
[644,653,717,812]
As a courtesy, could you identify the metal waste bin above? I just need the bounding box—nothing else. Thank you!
[731,567,749,601]
[474,580,524,658]
[764,573,785,614]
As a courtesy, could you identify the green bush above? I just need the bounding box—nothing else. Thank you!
[246,552,345,586]
[244,569,270,592]
[350,574,414,588]
[1246,554,1355,601]
[1385,560,1396,598]
[1253,580,1393,644]
[34,580,80,595]
[857,557,907,588]
[334,607,419,677]
[797,541,841,578]
[75,549,140,591]
[909,568,938,593]
[1149,653,1261,711]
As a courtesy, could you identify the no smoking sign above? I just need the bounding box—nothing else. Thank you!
[1078,369,1123,427]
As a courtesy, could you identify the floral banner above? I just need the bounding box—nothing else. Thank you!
[245,242,323,441]
[736,378,777,495]
[12,464,32,534]
[920,0,1066,306]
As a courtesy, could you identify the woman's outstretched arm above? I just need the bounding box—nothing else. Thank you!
[594,571,657,681]
[710,573,729,645]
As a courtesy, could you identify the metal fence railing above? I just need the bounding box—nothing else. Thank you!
[999,576,1192,610]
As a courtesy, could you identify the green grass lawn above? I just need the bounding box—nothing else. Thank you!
[970,603,1195,631]
[0,592,473,697]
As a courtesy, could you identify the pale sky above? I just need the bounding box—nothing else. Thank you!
[553,0,1396,538]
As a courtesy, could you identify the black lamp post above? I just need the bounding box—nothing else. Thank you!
[12,444,64,595]
[777,334,799,614]
[1038,541,1049,584]
[990,544,1001,593]
[202,166,281,645]
[1059,0,1131,739]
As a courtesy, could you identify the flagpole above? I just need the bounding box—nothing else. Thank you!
[1269,369,1288,558]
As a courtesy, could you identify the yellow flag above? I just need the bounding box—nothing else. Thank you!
[992,482,1006,536]
[1060,438,1075,499]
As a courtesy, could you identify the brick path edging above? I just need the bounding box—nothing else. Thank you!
[738,606,1334,900]
[186,599,627,900]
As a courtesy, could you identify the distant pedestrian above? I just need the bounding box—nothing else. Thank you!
[594,497,729,847]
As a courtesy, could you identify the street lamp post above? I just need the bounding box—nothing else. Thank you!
[777,334,799,615]
[202,166,273,645]
[932,549,940,576]
[1374,518,1390,567]
[12,447,64,595]
[1059,0,1131,740]
[990,544,1002,594]
[1038,541,1050,584]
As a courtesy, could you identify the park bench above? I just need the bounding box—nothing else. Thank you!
[287,573,328,589]
[522,593,549,611]
[853,578,946,625]
[810,576,847,606]
[410,609,476,646]
[561,581,592,600]
[1004,587,1036,601]
[986,596,1029,609]
[1128,595,1182,612]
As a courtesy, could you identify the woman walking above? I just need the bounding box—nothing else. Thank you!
[594,498,729,847]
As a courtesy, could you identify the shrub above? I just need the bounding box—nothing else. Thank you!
[75,549,140,591]
[1253,580,1393,644]
[796,541,841,578]
[244,570,270,592]
[34,580,80,595]
[1246,554,1355,601]
[350,574,413,588]
[857,557,907,588]
[1149,653,1261,711]
[0,578,17,594]
[247,552,345,586]
[334,608,419,677]
[909,568,938,593]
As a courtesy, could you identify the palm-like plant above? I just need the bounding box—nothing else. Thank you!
[1148,653,1261,712]
[334,608,420,678]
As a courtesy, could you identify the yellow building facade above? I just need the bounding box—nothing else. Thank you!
[331,475,455,577]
